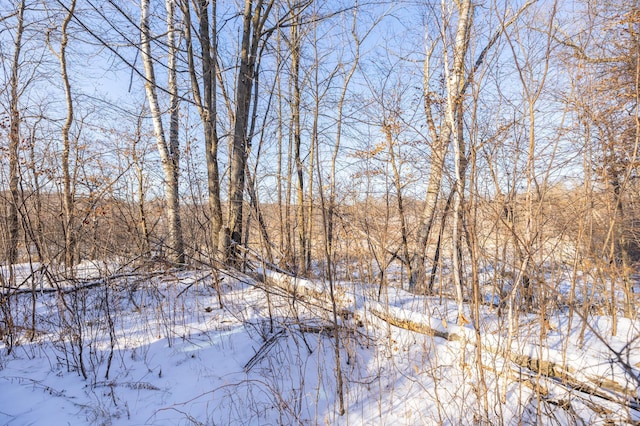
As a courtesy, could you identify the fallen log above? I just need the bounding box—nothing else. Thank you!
[257,269,355,317]
[366,301,640,413]
[259,269,640,415]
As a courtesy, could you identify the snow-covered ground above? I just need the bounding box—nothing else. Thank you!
[0,263,638,425]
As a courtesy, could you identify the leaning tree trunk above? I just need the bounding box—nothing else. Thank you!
[409,40,452,292]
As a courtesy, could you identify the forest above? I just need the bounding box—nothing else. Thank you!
[0,0,639,424]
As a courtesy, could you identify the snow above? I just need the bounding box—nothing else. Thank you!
[0,263,638,425]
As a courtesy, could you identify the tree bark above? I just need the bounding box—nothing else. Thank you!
[7,0,26,280]
[229,0,255,262]
[166,0,185,264]
[444,0,473,324]
[409,38,452,291]
[228,0,272,264]
[58,0,77,271]
[183,0,224,260]
[290,9,307,273]
[140,0,185,265]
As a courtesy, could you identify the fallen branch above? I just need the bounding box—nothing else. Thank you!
[244,329,287,372]
[176,272,214,298]
[1,270,166,297]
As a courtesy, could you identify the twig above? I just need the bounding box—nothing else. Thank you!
[176,272,213,298]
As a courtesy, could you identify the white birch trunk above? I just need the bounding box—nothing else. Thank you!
[140,0,184,264]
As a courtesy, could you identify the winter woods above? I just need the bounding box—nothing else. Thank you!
[0,0,639,424]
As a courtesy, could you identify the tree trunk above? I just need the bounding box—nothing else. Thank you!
[307,60,319,274]
[7,0,26,281]
[228,0,272,264]
[326,13,359,264]
[183,0,223,260]
[140,0,185,265]
[409,42,452,291]
[228,0,254,262]
[444,0,473,325]
[58,0,77,271]
[383,122,412,286]
[276,31,287,260]
[290,10,307,274]
[165,0,185,264]
[132,110,150,257]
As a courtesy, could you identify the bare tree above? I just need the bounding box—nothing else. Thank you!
[131,106,152,257]
[289,1,307,273]
[444,0,473,324]
[182,0,224,259]
[6,0,26,285]
[0,0,26,353]
[140,0,185,264]
[47,0,77,271]
[560,0,639,322]
[227,0,275,263]
[410,0,537,292]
